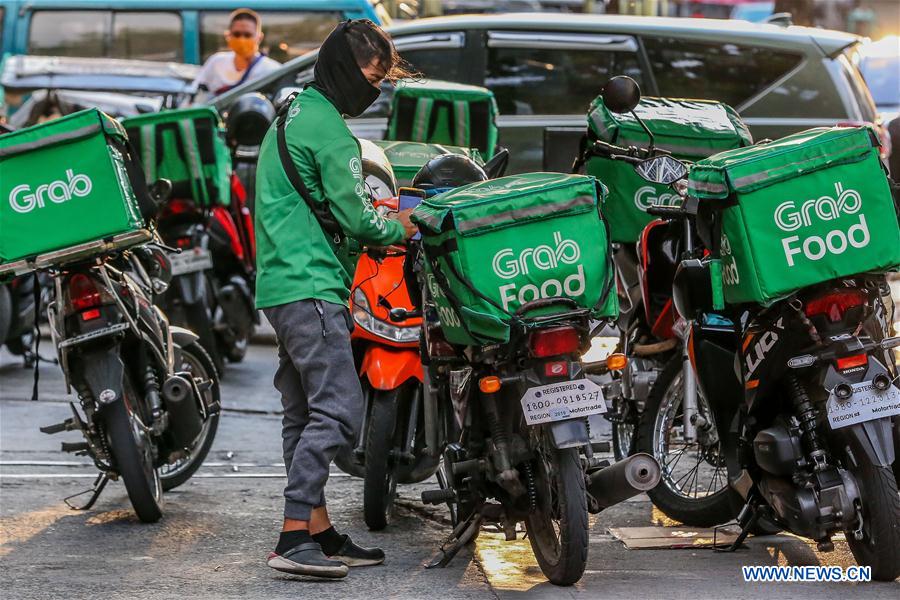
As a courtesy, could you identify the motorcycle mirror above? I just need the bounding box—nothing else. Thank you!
[634,155,688,185]
[483,148,510,179]
[601,76,641,114]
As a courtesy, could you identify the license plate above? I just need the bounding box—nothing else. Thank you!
[521,378,606,426]
[826,381,900,429]
[168,248,212,276]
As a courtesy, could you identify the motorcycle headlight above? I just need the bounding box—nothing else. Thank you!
[352,288,420,343]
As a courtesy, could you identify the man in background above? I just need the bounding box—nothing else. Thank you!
[194,9,281,97]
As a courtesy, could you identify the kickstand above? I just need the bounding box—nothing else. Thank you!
[714,496,763,553]
[64,472,109,511]
[425,511,484,569]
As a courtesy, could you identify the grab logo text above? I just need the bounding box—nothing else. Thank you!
[492,232,585,311]
[8,170,93,214]
[773,182,869,267]
[634,186,681,212]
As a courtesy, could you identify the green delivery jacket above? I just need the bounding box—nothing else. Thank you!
[254,87,405,309]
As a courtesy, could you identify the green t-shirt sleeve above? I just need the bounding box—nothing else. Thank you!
[314,138,405,246]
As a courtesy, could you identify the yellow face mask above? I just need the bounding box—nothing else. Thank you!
[227,36,259,60]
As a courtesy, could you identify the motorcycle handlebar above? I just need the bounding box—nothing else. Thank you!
[646,205,689,219]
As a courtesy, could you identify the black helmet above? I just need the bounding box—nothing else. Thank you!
[412,154,487,190]
[225,92,275,147]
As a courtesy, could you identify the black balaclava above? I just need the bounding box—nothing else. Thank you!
[312,21,382,118]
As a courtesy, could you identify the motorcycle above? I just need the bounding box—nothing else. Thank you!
[155,177,258,374]
[405,153,662,586]
[333,143,440,530]
[36,181,221,522]
[623,76,900,578]
[572,78,738,527]
[0,274,38,363]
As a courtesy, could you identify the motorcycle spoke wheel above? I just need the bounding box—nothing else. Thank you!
[636,359,735,527]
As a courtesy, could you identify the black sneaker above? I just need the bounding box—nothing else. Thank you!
[267,542,350,578]
[327,535,385,567]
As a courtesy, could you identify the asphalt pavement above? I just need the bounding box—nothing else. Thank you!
[1,344,898,599]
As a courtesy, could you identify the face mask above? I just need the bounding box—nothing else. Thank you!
[228,36,259,60]
[312,21,383,118]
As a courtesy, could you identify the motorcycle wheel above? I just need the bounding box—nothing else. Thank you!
[183,301,224,376]
[846,459,900,581]
[611,397,637,462]
[363,388,400,531]
[636,357,734,527]
[525,445,588,586]
[102,372,163,523]
[223,329,250,363]
[160,342,220,491]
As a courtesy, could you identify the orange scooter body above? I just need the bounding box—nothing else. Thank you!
[350,197,423,388]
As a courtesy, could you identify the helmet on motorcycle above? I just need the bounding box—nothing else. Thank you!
[225,92,275,148]
[412,154,487,191]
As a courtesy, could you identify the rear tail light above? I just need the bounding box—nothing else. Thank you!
[530,327,581,358]
[176,236,193,248]
[65,273,112,316]
[68,274,102,311]
[162,198,198,218]
[836,353,867,371]
[804,289,867,323]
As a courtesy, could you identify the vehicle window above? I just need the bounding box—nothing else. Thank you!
[485,41,645,116]
[860,56,899,107]
[0,8,5,49]
[29,10,110,57]
[838,53,878,122]
[643,37,802,109]
[401,47,464,82]
[111,12,182,62]
[201,11,341,63]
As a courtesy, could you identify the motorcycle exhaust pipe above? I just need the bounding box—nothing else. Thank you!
[162,374,203,447]
[587,453,661,511]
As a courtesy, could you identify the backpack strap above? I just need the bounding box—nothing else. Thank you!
[452,100,470,148]
[275,93,345,244]
[411,97,434,142]
[178,118,210,206]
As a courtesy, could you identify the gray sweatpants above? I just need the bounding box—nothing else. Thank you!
[263,299,363,521]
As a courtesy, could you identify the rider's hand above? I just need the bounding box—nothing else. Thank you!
[393,208,419,240]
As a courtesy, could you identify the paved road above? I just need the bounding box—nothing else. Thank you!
[1,345,898,599]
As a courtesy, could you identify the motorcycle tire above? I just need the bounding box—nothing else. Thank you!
[102,373,163,523]
[611,399,637,462]
[183,301,224,376]
[160,342,220,491]
[223,328,250,363]
[363,388,400,531]
[636,358,735,527]
[846,459,900,581]
[525,446,588,586]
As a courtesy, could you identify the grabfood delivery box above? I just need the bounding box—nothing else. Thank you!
[0,109,147,270]
[412,172,618,345]
[688,126,900,305]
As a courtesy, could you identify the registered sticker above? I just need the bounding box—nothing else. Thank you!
[520,378,606,426]
[168,248,212,276]
[826,381,900,430]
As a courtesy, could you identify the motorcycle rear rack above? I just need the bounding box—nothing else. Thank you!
[58,323,130,349]
[0,229,152,277]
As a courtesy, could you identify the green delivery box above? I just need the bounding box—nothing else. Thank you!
[688,126,900,305]
[586,96,751,243]
[412,173,618,346]
[122,107,231,207]
[372,140,484,187]
[0,109,144,266]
